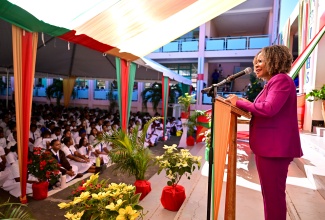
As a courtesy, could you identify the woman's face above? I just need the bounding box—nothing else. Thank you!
[254,53,270,80]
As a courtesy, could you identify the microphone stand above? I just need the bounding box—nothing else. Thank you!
[204,85,218,220]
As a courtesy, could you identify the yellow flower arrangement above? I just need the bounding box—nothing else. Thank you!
[58,173,145,220]
[155,144,201,187]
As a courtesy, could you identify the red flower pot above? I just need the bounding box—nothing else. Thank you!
[32,181,49,200]
[134,180,151,200]
[181,112,189,119]
[160,185,186,211]
[186,136,195,146]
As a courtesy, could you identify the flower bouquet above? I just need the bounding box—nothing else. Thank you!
[28,147,61,185]
[155,144,201,211]
[28,147,61,200]
[58,173,145,220]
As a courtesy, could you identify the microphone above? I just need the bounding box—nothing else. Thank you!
[201,67,252,94]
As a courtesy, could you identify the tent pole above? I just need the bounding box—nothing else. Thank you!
[6,69,9,108]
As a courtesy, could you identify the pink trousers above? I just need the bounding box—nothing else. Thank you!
[255,155,293,220]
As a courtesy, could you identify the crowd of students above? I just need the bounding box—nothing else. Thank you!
[0,103,184,198]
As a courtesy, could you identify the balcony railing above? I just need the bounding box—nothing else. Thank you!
[153,38,199,52]
[152,35,270,53]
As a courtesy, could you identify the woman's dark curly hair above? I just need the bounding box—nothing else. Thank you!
[253,45,293,76]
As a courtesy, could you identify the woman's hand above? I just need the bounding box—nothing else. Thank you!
[226,94,239,106]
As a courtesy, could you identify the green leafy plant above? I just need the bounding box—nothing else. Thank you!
[0,199,34,220]
[27,147,61,185]
[306,85,325,101]
[107,85,118,113]
[46,79,76,106]
[246,74,263,102]
[178,93,195,113]
[186,110,206,137]
[95,117,161,180]
[58,173,145,220]
[141,82,182,112]
[155,144,201,187]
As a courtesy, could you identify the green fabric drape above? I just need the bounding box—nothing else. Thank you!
[162,76,170,140]
[116,57,136,131]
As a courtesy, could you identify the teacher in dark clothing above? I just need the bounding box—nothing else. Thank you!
[227,45,303,220]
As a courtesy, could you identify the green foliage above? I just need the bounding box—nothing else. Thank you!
[58,173,145,220]
[45,79,76,106]
[141,83,183,112]
[95,117,161,180]
[186,110,206,136]
[156,145,201,187]
[306,85,325,101]
[141,83,162,112]
[0,199,34,219]
[246,74,263,102]
[107,86,118,113]
[178,93,195,112]
[46,79,63,106]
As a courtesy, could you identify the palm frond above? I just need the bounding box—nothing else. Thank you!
[0,200,34,220]
[95,117,162,180]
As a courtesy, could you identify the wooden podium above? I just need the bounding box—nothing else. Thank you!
[211,97,251,220]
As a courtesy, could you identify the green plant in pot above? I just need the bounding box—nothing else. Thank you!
[185,110,205,146]
[178,93,195,118]
[155,144,201,211]
[95,117,161,200]
[306,84,325,126]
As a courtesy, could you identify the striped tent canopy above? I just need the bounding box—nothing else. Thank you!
[0,0,246,61]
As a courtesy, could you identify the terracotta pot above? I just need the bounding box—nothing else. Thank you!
[32,181,49,200]
[134,180,151,200]
[181,112,189,119]
[186,136,195,146]
[160,185,186,211]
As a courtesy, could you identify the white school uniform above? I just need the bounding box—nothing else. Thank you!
[61,144,93,174]
[2,160,33,197]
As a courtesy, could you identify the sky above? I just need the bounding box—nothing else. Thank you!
[279,0,299,32]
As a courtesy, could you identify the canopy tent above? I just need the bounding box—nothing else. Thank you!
[0,19,191,84]
[0,0,246,205]
[0,0,246,61]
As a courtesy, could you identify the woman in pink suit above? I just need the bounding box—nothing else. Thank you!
[227,45,303,220]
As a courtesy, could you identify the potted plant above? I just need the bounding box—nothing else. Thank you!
[178,93,195,119]
[95,117,161,200]
[306,84,325,126]
[155,144,201,211]
[185,110,205,146]
[58,173,145,220]
[28,147,61,200]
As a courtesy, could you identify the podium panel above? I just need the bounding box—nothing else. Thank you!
[210,97,251,219]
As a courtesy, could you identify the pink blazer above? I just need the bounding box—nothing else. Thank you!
[236,73,303,158]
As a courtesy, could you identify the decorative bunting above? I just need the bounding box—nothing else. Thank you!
[12,25,38,204]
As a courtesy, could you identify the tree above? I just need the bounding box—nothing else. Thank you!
[141,82,182,112]
[45,79,76,106]
[246,74,263,102]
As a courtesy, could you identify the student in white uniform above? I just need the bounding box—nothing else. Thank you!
[0,148,10,187]
[49,140,82,183]
[61,137,96,173]
[34,130,52,150]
